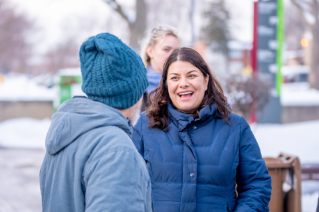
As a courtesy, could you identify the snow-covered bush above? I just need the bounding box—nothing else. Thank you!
[220,73,272,120]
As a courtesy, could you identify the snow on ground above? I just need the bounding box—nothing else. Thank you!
[252,120,319,164]
[0,118,50,149]
[302,191,319,212]
[0,74,56,101]
[281,82,319,106]
[302,181,319,212]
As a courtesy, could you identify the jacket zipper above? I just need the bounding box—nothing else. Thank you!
[226,203,230,212]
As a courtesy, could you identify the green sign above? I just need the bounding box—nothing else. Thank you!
[59,75,82,105]
[276,0,284,96]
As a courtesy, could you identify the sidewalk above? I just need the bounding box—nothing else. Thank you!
[0,148,45,212]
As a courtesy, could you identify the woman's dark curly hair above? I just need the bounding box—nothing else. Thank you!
[147,47,231,130]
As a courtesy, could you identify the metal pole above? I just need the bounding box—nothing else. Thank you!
[190,0,195,47]
[252,1,258,73]
[250,1,258,123]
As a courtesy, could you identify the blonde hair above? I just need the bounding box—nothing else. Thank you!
[140,25,180,68]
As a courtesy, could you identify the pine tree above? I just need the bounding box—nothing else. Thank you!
[202,0,230,59]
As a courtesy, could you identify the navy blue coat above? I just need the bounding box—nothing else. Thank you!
[132,104,271,212]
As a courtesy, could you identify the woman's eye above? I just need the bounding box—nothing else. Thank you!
[164,49,169,52]
[171,76,178,80]
[189,74,196,78]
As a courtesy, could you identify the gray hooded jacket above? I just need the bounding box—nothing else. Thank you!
[40,97,152,212]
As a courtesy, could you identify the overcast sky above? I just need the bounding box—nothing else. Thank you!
[9,0,255,56]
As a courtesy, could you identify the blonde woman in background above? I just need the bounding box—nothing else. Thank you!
[140,26,180,111]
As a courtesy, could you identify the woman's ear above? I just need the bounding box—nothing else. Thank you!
[146,46,153,59]
[205,76,209,90]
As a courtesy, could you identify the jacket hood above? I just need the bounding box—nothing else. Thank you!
[45,97,132,155]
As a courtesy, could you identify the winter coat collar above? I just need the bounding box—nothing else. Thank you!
[167,103,221,131]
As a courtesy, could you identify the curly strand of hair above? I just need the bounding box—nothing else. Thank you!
[146,87,171,131]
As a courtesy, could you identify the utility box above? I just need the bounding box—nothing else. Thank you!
[264,153,302,212]
[54,68,85,110]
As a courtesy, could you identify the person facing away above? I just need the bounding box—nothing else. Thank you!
[40,33,152,212]
[132,47,272,212]
[140,25,180,111]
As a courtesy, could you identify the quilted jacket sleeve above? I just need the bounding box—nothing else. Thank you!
[132,116,145,157]
[235,117,272,212]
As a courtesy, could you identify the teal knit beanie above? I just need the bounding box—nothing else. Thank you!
[79,33,149,109]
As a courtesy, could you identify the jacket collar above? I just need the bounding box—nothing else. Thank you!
[168,103,220,131]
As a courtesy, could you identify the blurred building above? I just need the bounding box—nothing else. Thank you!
[0,74,55,122]
[204,40,252,77]
[227,40,252,74]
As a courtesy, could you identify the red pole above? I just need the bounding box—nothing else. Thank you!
[250,1,258,123]
[251,1,258,73]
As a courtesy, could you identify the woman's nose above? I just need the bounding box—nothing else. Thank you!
[179,76,189,88]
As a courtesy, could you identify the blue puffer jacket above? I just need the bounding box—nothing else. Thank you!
[132,103,271,212]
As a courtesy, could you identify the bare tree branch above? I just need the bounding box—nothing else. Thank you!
[290,0,319,89]
[299,0,314,12]
[0,0,34,73]
[313,0,319,22]
[285,3,307,50]
[102,0,146,49]
[291,0,314,28]
[103,0,130,25]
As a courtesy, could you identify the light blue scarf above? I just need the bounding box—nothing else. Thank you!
[146,66,162,94]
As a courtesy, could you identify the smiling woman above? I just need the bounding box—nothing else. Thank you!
[167,61,208,115]
[147,47,230,129]
[132,47,272,212]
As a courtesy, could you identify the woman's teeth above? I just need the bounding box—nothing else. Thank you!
[179,92,193,97]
